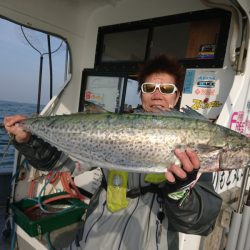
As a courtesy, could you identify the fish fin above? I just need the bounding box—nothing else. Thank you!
[83,101,110,114]
[163,106,208,121]
[133,107,178,116]
[134,106,208,121]
[133,109,146,114]
[180,106,208,120]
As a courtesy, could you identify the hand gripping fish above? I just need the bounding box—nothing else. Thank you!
[16,107,250,173]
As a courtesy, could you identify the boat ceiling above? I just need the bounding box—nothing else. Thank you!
[0,0,118,38]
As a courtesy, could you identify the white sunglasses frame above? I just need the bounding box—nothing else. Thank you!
[141,83,178,94]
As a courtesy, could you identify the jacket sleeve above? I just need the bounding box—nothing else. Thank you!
[163,173,222,236]
[13,135,62,171]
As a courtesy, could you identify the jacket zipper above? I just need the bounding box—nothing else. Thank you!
[84,200,106,243]
[155,195,165,249]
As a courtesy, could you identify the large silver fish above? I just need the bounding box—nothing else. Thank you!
[18,107,249,173]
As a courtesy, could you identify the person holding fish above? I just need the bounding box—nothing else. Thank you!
[4,55,222,250]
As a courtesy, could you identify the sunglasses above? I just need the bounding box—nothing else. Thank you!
[141,83,178,94]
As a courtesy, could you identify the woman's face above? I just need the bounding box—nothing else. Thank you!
[141,72,180,112]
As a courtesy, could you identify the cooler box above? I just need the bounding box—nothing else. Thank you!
[11,192,88,237]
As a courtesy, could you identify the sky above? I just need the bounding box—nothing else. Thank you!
[0,18,67,104]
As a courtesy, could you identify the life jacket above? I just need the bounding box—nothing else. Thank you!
[106,170,165,212]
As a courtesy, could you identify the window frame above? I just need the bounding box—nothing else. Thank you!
[94,8,231,72]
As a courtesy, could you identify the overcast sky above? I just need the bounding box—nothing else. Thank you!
[0,18,66,104]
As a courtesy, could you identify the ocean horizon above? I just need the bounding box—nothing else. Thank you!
[0,99,38,173]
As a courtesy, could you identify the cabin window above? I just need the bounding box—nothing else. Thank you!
[95,8,231,72]
[79,70,131,113]
[102,29,148,62]
[150,19,221,61]
[150,23,190,60]
[0,18,71,112]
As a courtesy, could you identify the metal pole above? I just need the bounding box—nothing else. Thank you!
[236,205,250,250]
[236,167,249,213]
[37,56,43,114]
[243,189,250,250]
[64,46,69,82]
[244,224,250,250]
[47,35,53,100]
[225,212,242,250]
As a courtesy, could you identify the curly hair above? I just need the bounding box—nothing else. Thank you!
[137,55,185,92]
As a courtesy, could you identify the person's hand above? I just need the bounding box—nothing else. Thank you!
[165,148,200,183]
[3,115,31,143]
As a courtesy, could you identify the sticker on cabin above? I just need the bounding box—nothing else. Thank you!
[85,90,103,104]
[183,69,195,94]
[191,99,222,110]
[194,71,218,97]
[195,88,216,96]
[197,80,215,88]
[197,73,216,82]
[180,68,233,120]
[230,108,250,138]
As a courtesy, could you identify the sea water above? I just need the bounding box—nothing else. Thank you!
[0,100,38,173]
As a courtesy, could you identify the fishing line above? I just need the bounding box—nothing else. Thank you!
[29,167,77,214]
[0,136,13,167]
[38,171,61,214]
[0,122,14,167]
[45,232,56,250]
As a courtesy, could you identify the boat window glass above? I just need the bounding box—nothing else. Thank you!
[79,69,142,114]
[0,17,71,108]
[95,8,231,72]
[150,23,190,60]
[150,18,220,61]
[102,29,148,62]
[79,70,127,113]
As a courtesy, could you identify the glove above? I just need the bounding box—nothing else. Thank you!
[13,135,62,171]
[160,169,200,202]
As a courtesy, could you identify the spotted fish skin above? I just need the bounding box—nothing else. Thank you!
[19,111,250,173]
